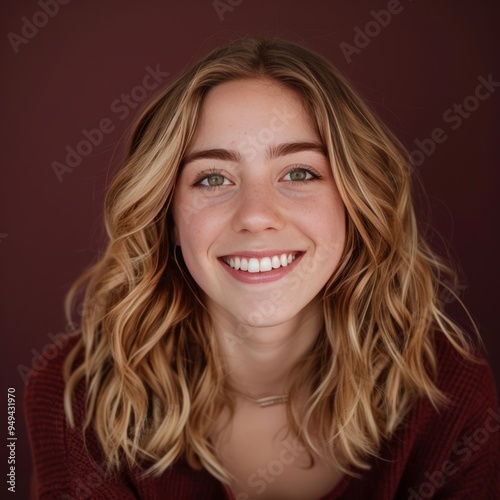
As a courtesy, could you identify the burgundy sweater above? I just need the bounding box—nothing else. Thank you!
[25,334,500,499]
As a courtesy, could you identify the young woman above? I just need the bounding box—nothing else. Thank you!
[25,37,499,499]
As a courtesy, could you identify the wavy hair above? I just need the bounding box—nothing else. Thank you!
[63,36,481,483]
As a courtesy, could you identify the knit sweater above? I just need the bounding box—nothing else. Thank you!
[25,333,500,500]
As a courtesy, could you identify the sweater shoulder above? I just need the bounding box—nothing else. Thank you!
[433,332,498,414]
[23,333,84,497]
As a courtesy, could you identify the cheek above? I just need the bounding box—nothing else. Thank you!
[301,197,345,239]
[312,201,346,266]
[173,198,225,263]
[172,193,206,246]
[326,207,346,244]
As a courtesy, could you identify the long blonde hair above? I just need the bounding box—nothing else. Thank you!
[63,36,481,482]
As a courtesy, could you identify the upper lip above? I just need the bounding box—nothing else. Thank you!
[219,250,303,258]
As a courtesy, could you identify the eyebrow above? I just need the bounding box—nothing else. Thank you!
[182,141,327,166]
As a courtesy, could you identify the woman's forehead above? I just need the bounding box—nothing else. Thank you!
[188,78,320,153]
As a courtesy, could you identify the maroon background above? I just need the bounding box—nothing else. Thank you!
[1,1,499,497]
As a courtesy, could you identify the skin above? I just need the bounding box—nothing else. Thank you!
[172,78,346,399]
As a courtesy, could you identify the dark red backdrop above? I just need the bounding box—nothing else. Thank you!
[1,1,499,497]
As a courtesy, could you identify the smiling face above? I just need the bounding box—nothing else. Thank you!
[172,78,346,332]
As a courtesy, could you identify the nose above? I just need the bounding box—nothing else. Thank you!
[231,179,285,234]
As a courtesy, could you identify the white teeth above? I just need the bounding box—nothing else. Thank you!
[248,258,260,273]
[224,253,297,273]
[260,257,272,272]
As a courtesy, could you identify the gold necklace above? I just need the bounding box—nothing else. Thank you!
[241,394,289,408]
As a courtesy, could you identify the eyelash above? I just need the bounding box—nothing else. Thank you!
[192,169,228,190]
[192,166,322,190]
[284,166,322,183]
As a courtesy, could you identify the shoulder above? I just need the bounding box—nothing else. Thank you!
[433,332,498,417]
[402,333,499,484]
[364,333,500,497]
[23,332,86,496]
[23,334,226,498]
[404,332,500,439]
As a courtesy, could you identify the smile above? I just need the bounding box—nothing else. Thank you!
[221,252,298,273]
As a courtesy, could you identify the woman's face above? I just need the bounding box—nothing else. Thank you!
[172,79,346,330]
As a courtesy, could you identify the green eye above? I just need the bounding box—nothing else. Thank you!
[283,167,317,182]
[289,170,308,181]
[193,170,231,190]
[206,174,225,186]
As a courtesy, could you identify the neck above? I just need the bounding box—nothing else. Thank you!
[210,299,323,399]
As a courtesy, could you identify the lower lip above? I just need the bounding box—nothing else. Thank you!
[219,253,304,284]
